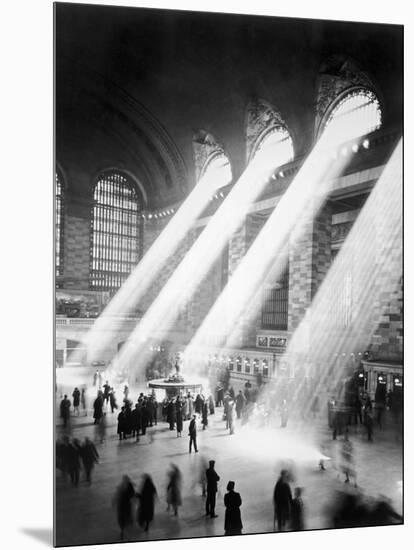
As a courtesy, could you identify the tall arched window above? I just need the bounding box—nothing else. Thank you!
[55,171,64,282]
[90,171,142,291]
[251,126,294,169]
[201,152,233,190]
[322,88,382,142]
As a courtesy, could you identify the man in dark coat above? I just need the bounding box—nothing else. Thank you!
[113,475,135,540]
[67,438,81,486]
[273,470,293,531]
[103,381,111,404]
[176,398,183,437]
[224,481,243,535]
[235,391,245,419]
[131,403,142,441]
[136,474,157,532]
[109,389,118,413]
[195,394,203,415]
[188,414,198,452]
[141,401,150,435]
[202,401,208,430]
[93,391,104,425]
[72,387,80,416]
[167,400,176,430]
[206,460,220,518]
[117,407,127,440]
[60,395,71,427]
[80,437,99,483]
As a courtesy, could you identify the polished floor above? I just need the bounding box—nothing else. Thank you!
[55,388,403,547]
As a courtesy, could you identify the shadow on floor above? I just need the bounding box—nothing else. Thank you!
[20,528,53,546]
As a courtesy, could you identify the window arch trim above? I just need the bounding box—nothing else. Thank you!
[316,85,383,140]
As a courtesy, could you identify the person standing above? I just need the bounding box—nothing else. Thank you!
[208,394,215,415]
[117,407,127,441]
[97,412,107,444]
[224,481,243,535]
[206,460,220,518]
[80,437,99,483]
[109,388,118,413]
[273,470,293,531]
[131,403,142,442]
[176,398,183,437]
[60,395,71,428]
[72,387,80,416]
[67,438,81,487]
[189,415,198,453]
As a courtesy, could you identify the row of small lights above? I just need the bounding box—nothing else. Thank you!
[333,138,371,159]
[141,138,371,218]
[141,208,175,220]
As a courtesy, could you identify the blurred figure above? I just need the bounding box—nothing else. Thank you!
[109,388,118,413]
[97,412,107,444]
[371,495,403,525]
[197,456,208,496]
[113,475,135,540]
[176,398,183,437]
[67,438,81,487]
[365,407,374,442]
[93,370,98,386]
[60,394,71,428]
[166,464,182,516]
[280,400,289,428]
[72,387,80,416]
[93,391,104,425]
[137,474,157,532]
[224,481,243,536]
[208,394,215,415]
[80,387,87,416]
[103,380,111,405]
[80,437,99,483]
[206,460,220,518]
[291,487,305,531]
[97,371,103,388]
[235,391,245,420]
[131,403,141,442]
[341,432,357,486]
[189,414,198,453]
[273,470,292,531]
[202,400,209,430]
[310,395,319,419]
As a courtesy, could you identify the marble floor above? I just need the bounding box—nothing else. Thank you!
[55,390,403,547]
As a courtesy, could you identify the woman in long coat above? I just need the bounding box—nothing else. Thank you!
[224,481,243,535]
[137,474,157,531]
[176,399,183,437]
[113,475,135,540]
[166,464,182,515]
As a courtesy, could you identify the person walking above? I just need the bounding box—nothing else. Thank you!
[80,437,99,483]
[103,380,111,405]
[224,481,243,535]
[117,407,127,440]
[131,403,142,442]
[273,470,293,531]
[176,399,183,437]
[136,474,157,532]
[235,391,245,420]
[188,414,198,453]
[109,388,118,413]
[206,460,220,518]
[113,475,135,540]
[166,464,182,516]
[97,412,107,444]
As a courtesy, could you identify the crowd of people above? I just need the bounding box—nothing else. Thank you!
[56,369,402,540]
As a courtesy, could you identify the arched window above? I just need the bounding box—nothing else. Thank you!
[90,171,142,291]
[322,88,382,142]
[201,152,233,190]
[55,171,64,282]
[251,126,294,168]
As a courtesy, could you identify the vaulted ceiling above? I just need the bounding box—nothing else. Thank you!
[55,3,403,209]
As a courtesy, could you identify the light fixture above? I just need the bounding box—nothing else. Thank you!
[148,213,153,219]
[352,143,359,153]
[362,139,370,149]
[279,171,284,178]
